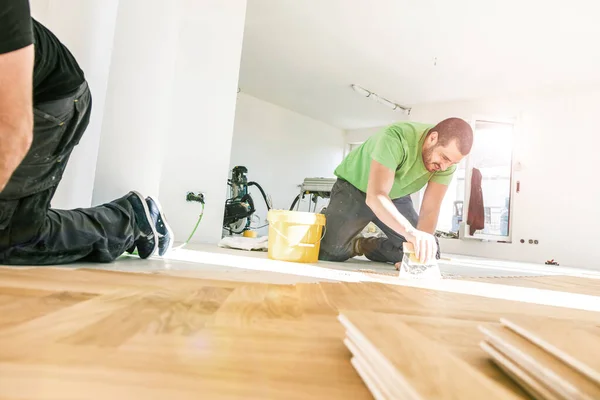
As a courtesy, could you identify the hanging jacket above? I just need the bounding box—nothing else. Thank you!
[467,168,484,235]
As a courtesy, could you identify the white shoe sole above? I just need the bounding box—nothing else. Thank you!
[130,191,159,257]
[147,195,174,256]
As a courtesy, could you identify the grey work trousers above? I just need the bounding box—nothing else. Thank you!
[0,82,138,265]
[318,178,440,264]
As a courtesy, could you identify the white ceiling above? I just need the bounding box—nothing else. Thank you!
[238,0,600,129]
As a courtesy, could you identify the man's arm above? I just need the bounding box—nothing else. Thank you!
[365,159,415,237]
[0,44,34,192]
[417,181,449,234]
[365,159,437,263]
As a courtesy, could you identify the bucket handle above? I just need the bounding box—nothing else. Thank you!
[270,224,327,248]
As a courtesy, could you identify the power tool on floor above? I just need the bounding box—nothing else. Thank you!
[289,177,336,212]
[223,166,271,234]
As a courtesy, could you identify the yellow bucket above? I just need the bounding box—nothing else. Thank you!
[267,209,326,263]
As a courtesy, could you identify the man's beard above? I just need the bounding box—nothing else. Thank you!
[422,146,435,172]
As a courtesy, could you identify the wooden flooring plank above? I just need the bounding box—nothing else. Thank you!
[0,330,371,400]
[206,284,306,329]
[0,267,243,295]
[0,361,366,400]
[206,283,273,329]
[479,324,600,400]
[467,275,600,297]
[344,336,403,399]
[320,282,424,311]
[296,283,337,315]
[0,288,147,345]
[158,268,324,284]
[386,284,600,324]
[59,287,229,346]
[480,341,561,400]
[394,314,528,394]
[0,287,96,330]
[140,286,235,336]
[1,285,234,348]
[501,316,600,385]
[350,356,390,400]
[339,311,523,399]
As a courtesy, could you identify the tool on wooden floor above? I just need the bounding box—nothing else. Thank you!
[397,242,442,279]
[289,177,336,212]
[223,166,272,234]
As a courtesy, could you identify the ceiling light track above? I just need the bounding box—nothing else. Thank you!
[350,84,411,115]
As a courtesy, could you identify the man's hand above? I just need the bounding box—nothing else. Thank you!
[0,44,34,192]
[366,160,447,264]
[404,229,437,264]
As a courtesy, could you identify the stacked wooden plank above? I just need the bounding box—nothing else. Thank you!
[338,310,600,400]
[337,311,523,400]
[479,316,600,400]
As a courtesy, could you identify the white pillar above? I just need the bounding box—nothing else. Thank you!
[92,0,180,205]
[30,0,120,209]
[159,0,248,244]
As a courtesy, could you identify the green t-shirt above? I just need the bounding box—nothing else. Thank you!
[335,122,456,199]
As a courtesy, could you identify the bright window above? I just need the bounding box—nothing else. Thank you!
[436,118,515,241]
[347,142,363,154]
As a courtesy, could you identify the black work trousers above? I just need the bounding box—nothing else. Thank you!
[318,179,440,264]
[0,82,137,265]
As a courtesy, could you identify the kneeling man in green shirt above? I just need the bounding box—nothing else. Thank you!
[319,118,473,266]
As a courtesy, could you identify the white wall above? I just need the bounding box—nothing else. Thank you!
[158,0,248,244]
[30,0,249,245]
[346,87,600,269]
[93,0,179,205]
[229,93,345,236]
[87,0,247,245]
[30,0,119,210]
[345,126,382,145]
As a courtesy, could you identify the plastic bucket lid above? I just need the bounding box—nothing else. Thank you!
[267,209,326,226]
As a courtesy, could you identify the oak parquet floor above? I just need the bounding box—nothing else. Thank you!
[0,267,598,399]
[467,275,600,297]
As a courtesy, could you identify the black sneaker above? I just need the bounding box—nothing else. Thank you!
[146,196,173,256]
[126,191,158,259]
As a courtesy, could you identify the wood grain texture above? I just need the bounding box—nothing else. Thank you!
[468,275,600,296]
[0,266,599,399]
[350,356,389,400]
[480,324,600,400]
[0,286,95,329]
[345,337,395,400]
[501,316,600,385]
[480,340,561,400]
[340,311,523,400]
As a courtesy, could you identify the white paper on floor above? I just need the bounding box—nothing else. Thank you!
[218,236,269,251]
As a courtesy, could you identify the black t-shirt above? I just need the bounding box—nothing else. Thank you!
[0,0,85,103]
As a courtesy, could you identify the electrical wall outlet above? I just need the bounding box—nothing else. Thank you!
[521,238,539,245]
[186,191,205,204]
